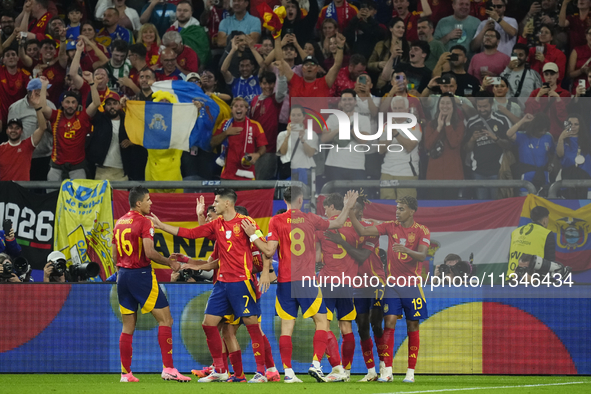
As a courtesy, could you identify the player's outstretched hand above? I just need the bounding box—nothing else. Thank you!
[147,213,163,229]
[196,195,206,217]
[169,258,181,272]
[241,219,257,237]
[343,190,359,209]
[170,253,190,263]
[259,271,270,294]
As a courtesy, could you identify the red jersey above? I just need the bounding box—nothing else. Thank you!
[210,243,220,284]
[250,94,282,153]
[288,74,330,98]
[176,45,199,73]
[50,109,92,165]
[177,213,261,282]
[391,11,421,41]
[42,62,66,106]
[0,66,31,122]
[317,217,359,281]
[317,2,358,32]
[113,210,155,269]
[29,12,53,36]
[0,138,36,181]
[80,44,108,72]
[268,210,330,283]
[375,220,430,282]
[357,219,386,284]
[146,42,160,66]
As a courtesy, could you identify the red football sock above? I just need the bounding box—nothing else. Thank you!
[381,327,395,368]
[263,335,275,368]
[203,325,225,373]
[312,330,328,362]
[279,335,293,369]
[158,326,174,369]
[222,351,229,374]
[326,331,342,367]
[408,330,419,369]
[375,333,384,362]
[229,350,244,377]
[341,333,355,370]
[246,324,266,373]
[119,333,133,374]
[360,337,375,369]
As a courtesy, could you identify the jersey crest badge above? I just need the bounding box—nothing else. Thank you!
[408,232,416,244]
[233,223,241,236]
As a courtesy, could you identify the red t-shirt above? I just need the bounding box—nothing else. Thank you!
[471,1,488,21]
[176,45,199,73]
[80,44,108,72]
[50,109,92,165]
[113,210,155,269]
[329,66,356,97]
[288,74,331,98]
[0,66,31,122]
[268,210,330,283]
[0,138,36,181]
[28,12,53,36]
[177,213,261,282]
[250,94,282,153]
[392,11,421,41]
[214,118,268,180]
[42,62,67,106]
[375,220,430,282]
[145,42,160,66]
[357,219,386,284]
[317,217,359,281]
[568,13,591,50]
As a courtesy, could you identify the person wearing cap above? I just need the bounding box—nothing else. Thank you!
[221,34,265,104]
[186,72,201,86]
[37,70,101,181]
[43,251,67,283]
[518,24,566,84]
[525,62,570,140]
[0,98,47,181]
[7,77,57,181]
[0,46,31,127]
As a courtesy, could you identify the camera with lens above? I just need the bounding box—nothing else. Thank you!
[1,260,14,279]
[514,254,571,282]
[68,261,100,282]
[437,261,472,278]
[177,268,213,282]
[50,258,67,276]
[13,257,31,282]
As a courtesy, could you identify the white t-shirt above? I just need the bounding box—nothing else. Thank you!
[380,123,422,177]
[324,113,370,170]
[276,128,318,169]
[474,17,518,57]
[103,119,123,169]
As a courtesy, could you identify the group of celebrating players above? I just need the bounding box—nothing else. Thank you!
[112,185,430,384]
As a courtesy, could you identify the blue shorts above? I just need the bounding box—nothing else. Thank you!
[324,287,356,321]
[353,287,384,315]
[205,280,260,318]
[383,286,428,320]
[117,266,169,314]
[275,281,326,320]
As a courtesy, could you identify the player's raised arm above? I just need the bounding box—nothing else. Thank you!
[328,190,359,229]
[149,213,214,239]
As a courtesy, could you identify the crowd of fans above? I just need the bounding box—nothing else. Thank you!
[0,0,591,199]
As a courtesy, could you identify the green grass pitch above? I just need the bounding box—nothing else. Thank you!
[2,374,590,394]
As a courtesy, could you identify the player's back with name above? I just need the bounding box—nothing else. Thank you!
[113,210,154,269]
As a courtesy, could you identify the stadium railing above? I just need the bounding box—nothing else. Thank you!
[547,180,591,198]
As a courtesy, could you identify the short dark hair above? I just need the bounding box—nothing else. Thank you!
[105,6,119,16]
[417,16,433,29]
[260,71,277,84]
[129,186,149,208]
[284,186,303,203]
[3,46,18,57]
[110,39,128,54]
[512,43,528,53]
[129,43,148,58]
[397,196,418,212]
[341,88,357,98]
[276,208,287,215]
[475,90,494,101]
[235,205,249,216]
[530,206,550,223]
[207,205,215,213]
[485,28,501,40]
[323,193,344,211]
[411,40,430,60]
[177,0,193,10]
[215,188,238,204]
[449,44,466,55]
[140,67,156,79]
[349,54,367,67]
[34,0,49,9]
[444,253,462,263]
[25,39,40,50]
[67,4,83,14]
[240,56,255,67]
[40,38,56,48]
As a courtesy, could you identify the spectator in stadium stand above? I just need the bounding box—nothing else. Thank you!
[556,113,591,198]
[391,0,432,41]
[431,45,480,97]
[258,37,274,60]
[210,97,268,180]
[281,0,319,48]
[96,7,134,49]
[471,0,517,57]
[368,17,409,76]
[278,33,346,98]
[200,0,231,47]
[0,102,47,182]
[322,35,350,71]
[221,35,265,103]
[480,76,524,123]
[199,69,232,102]
[162,30,199,74]
[0,14,16,42]
[379,96,422,199]
[28,38,67,106]
[319,18,338,57]
[317,0,358,33]
[16,0,53,42]
[380,40,432,94]
[467,29,510,83]
[0,254,21,283]
[69,42,111,109]
[422,74,477,120]
[95,0,141,33]
[434,0,480,56]
[559,0,591,50]
[45,16,67,46]
[77,23,110,72]
[66,5,83,41]
[250,71,288,180]
[86,91,147,181]
[500,43,542,99]
[21,39,41,69]
[469,0,488,21]
[567,25,591,94]
[525,62,569,140]
[522,0,561,46]
[166,0,200,32]
[137,23,161,66]
[155,48,185,82]
[38,72,101,181]
[330,53,367,97]
[8,78,57,181]
[216,0,261,48]
[424,93,465,199]
[0,47,31,128]
[125,44,148,96]
[506,113,555,195]
[343,0,381,61]
[518,24,566,83]
[322,89,370,182]
[379,70,427,123]
[104,40,132,94]
[463,93,512,200]
[417,17,445,71]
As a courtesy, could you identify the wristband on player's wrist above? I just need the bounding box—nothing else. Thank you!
[249,234,259,242]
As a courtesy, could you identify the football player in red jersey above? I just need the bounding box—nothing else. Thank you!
[349,196,430,383]
[113,186,191,383]
[242,186,358,383]
[149,188,269,383]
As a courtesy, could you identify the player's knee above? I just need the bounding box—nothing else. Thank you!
[357,327,370,340]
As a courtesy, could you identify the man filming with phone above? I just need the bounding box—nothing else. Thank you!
[0,220,21,259]
[501,43,542,98]
[430,45,480,97]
